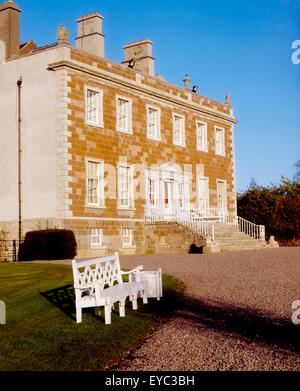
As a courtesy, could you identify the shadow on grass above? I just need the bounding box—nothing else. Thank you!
[175,296,300,354]
[40,285,179,324]
[40,285,76,321]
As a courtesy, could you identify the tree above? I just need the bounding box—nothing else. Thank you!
[273,196,300,242]
[295,160,300,183]
[237,177,300,243]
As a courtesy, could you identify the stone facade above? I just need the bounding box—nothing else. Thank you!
[0,2,237,257]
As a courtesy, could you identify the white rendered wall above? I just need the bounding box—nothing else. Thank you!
[0,46,70,223]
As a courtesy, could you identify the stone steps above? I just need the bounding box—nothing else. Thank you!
[214,223,267,252]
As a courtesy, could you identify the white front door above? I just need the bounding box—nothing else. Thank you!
[163,181,174,219]
[217,180,227,213]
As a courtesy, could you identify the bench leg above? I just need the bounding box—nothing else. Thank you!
[95,307,101,317]
[132,294,138,311]
[142,291,148,304]
[105,305,112,325]
[119,300,126,317]
[76,307,82,324]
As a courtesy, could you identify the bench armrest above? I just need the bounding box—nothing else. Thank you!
[121,265,143,276]
[74,283,97,291]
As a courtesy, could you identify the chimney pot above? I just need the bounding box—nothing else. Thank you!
[122,39,155,77]
[75,12,105,58]
[0,0,21,62]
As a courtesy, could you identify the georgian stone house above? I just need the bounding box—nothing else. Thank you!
[0,1,267,257]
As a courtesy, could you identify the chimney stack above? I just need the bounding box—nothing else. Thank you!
[75,12,105,58]
[123,39,155,77]
[0,0,21,62]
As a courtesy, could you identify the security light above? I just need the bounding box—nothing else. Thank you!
[128,59,135,69]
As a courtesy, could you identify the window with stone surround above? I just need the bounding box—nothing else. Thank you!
[173,114,185,147]
[178,182,185,209]
[147,105,161,141]
[87,160,104,207]
[198,177,210,212]
[197,121,208,152]
[122,228,134,248]
[118,164,134,209]
[215,127,225,156]
[85,87,103,127]
[91,228,104,248]
[116,96,132,134]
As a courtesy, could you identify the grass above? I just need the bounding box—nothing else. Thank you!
[0,262,183,371]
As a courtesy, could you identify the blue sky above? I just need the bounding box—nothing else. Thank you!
[17,0,300,191]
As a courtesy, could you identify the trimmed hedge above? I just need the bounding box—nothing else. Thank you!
[19,229,77,261]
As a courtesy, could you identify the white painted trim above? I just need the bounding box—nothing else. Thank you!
[84,85,104,128]
[85,158,105,208]
[215,126,226,157]
[196,120,208,152]
[90,227,104,248]
[172,113,186,147]
[118,163,135,210]
[67,217,144,222]
[197,176,210,211]
[216,178,228,211]
[115,94,133,135]
[122,228,134,248]
[146,104,161,141]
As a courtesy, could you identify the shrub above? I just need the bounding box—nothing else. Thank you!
[237,178,300,243]
[19,229,77,262]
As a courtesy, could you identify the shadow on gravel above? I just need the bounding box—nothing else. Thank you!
[176,296,300,354]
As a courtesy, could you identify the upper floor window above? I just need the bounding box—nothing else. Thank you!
[215,127,225,156]
[173,114,185,147]
[197,121,208,152]
[118,164,134,209]
[85,87,103,127]
[116,96,132,134]
[147,106,161,141]
[87,160,104,207]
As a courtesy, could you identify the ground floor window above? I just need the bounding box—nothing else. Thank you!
[91,228,104,248]
[122,228,133,248]
[198,177,210,212]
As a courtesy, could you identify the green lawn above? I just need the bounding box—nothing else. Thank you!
[0,263,182,371]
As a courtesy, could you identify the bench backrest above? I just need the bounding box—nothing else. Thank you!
[72,252,123,290]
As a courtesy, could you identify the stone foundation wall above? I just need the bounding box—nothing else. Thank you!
[0,218,204,258]
[144,222,205,255]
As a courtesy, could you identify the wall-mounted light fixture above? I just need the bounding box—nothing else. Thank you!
[128,59,136,69]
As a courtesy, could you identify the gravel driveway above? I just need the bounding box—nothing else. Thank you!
[115,248,300,371]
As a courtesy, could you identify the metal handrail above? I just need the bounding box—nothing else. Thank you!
[226,213,265,240]
[144,208,265,242]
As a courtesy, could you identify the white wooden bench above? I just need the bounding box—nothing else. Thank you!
[72,253,149,325]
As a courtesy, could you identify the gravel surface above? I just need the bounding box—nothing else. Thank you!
[114,248,300,371]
